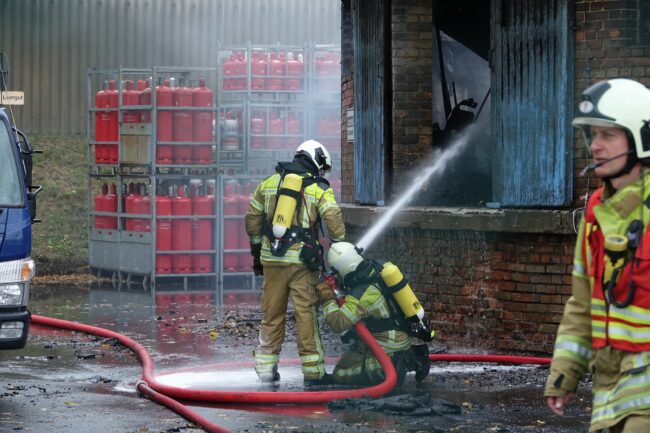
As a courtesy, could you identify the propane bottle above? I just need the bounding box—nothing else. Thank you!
[106,80,119,164]
[192,77,213,165]
[140,78,152,123]
[272,173,302,239]
[94,81,107,164]
[287,111,302,149]
[223,180,239,272]
[103,183,118,230]
[122,80,140,123]
[236,51,248,90]
[220,111,240,151]
[155,187,173,274]
[124,183,136,231]
[237,181,254,271]
[172,77,193,165]
[156,78,173,164]
[250,111,266,149]
[132,184,144,232]
[267,53,283,91]
[141,183,151,232]
[380,263,435,341]
[251,51,267,90]
[95,183,107,229]
[191,180,214,273]
[171,184,193,274]
[223,53,235,90]
[285,52,303,91]
[268,111,284,149]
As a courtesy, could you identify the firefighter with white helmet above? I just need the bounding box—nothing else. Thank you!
[545,78,650,432]
[317,241,433,386]
[245,140,345,384]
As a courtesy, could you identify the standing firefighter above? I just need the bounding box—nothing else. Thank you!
[245,140,345,384]
[545,78,650,432]
[318,242,433,386]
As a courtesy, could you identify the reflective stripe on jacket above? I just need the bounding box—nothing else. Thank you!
[584,185,650,352]
[322,283,411,354]
[245,172,345,266]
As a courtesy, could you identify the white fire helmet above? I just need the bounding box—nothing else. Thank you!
[573,78,650,159]
[327,242,363,277]
[296,140,332,175]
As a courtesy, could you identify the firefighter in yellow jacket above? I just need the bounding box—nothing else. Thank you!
[245,140,345,384]
[317,242,432,386]
[545,78,650,432]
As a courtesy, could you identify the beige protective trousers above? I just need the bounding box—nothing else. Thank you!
[254,264,325,380]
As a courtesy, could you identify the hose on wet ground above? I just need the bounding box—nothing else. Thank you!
[31,314,551,433]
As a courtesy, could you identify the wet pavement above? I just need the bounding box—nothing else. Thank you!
[0,285,592,432]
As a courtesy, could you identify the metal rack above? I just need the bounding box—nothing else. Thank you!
[87,67,220,293]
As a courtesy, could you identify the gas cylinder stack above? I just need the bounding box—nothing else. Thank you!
[88,68,219,290]
[215,43,341,292]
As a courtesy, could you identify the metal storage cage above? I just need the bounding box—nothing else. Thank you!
[87,67,220,293]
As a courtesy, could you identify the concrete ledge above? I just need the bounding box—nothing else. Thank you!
[340,204,577,235]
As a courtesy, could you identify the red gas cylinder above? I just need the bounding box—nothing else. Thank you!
[237,181,254,271]
[287,111,302,149]
[222,53,235,90]
[122,80,140,124]
[223,180,239,272]
[124,183,136,231]
[284,52,303,91]
[236,51,247,90]
[192,78,213,165]
[250,111,266,149]
[172,77,193,165]
[268,111,284,149]
[172,185,193,274]
[155,193,172,274]
[141,184,151,232]
[132,185,144,232]
[94,183,107,229]
[103,183,118,230]
[191,182,214,273]
[156,79,173,165]
[140,79,152,123]
[251,51,267,90]
[106,80,119,164]
[267,53,284,91]
[94,81,108,164]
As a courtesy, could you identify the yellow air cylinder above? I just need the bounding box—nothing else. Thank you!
[272,173,303,239]
[380,263,425,321]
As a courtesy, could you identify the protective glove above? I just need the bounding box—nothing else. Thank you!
[250,243,263,276]
[317,281,336,304]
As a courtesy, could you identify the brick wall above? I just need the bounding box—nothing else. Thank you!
[341,0,355,204]
[390,0,434,192]
[343,224,574,354]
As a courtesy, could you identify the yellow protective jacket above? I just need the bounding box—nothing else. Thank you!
[245,167,345,266]
[545,174,650,431]
[321,262,412,354]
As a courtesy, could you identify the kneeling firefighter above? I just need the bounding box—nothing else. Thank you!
[245,140,346,384]
[318,242,434,386]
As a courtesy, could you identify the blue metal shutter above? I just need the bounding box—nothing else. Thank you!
[353,0,386,205]
[491,0,573,206]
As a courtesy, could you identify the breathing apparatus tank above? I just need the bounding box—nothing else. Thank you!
[380,262,435,341]
[271,173,303,239]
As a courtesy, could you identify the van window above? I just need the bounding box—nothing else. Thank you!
[0,121,24,207]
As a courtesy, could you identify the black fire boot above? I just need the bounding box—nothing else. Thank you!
[410,344,431,382]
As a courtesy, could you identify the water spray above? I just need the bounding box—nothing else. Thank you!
[356,127,476,251]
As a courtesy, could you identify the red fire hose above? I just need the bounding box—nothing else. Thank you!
[30,314,551,433]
